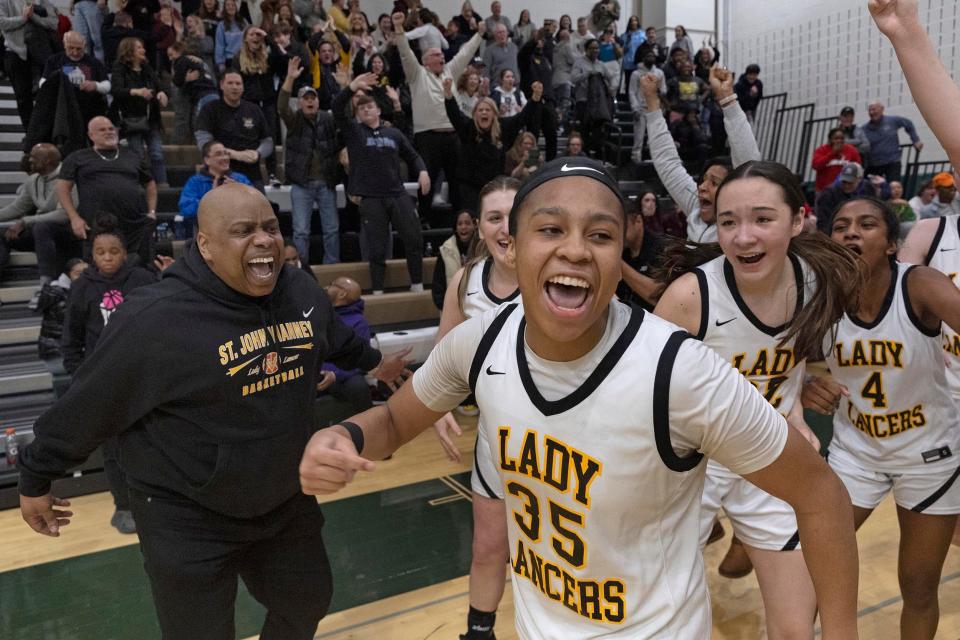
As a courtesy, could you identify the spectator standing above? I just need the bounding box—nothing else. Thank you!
[635,26,666,67]
[733,63,763,125]
[511,9,533,47]
[0,0,59,129]
[444,77,541,211]
[195,70,273,189]
[102,11,152,68]
[170,41,219,135]
[453,1,480,37]
[930,172,960,217]
[551,29,576,125]
[198,0,221,38]
[70,0,106,61]
[571,38,618,158]
[179,140,253,237]
[61,218,158,533]
[333,74,429,295]
[279,59,342,265]
[619,15,645,90]
[215,0,247,73]
[58,117,158,265]
[693,43,719,83]
[318,277,375,413]
[231,26,285,185]
[861,100,922,182]
[811,127,862,193]
[490,69,524,116]
[666,60,707,117]
[838,106,870,159]
[444,19,470,59]
[431,209,475,309]
[597,26,621,64]
[41,31,111,126]
[588,0,619,35]
[635,187,685,238]
[627,50,665,162]
[569,16,593,54]
[669,24,694,60]
[518,29,558,160]
[36,258,87,360]
[111,37,169,186]
[327,0,349,31]
[393,11,484,219]
[483,1,511,38]
[404,8,448,52]
[125,0,160,32]
[814,162,880,232]
[0,145,79,298]
[662,46,688,82]
[184,15,216,76]
[307,37,344,111]
[482,23,518,88]
[908,180,939,220]
[371,13,393,50]
[455,69,484,115]
[617,203,663,310]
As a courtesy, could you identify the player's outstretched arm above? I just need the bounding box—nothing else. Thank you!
[869,0,960,166]
[300,381,448,495]
[743,430,858,639]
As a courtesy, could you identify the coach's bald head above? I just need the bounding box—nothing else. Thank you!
[196,183,283,297]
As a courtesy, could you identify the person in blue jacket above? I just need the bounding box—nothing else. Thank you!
[178,140,252,237]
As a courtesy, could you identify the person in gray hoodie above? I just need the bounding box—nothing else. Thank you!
[640,66,761,243]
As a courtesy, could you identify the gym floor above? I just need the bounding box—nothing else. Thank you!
[0,415,957,639]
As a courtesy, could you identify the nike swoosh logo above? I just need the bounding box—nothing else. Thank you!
[485,365,506,375]
[466,290,479,296]
[560,163,604,175]
[941,248,956,252]
[302,306,315,318]
[715,318,737,327]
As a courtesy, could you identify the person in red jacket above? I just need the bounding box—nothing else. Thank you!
[812,126,862,193]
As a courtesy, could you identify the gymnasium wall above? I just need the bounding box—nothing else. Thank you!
[720,0,960,166]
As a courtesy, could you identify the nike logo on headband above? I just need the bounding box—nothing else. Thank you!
[560,163,604,174]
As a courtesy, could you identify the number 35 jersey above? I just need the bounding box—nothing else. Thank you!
[824,263,960,472]
[414,301,788,639]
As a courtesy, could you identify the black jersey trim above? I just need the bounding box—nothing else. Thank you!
[721,253,804,337]
[516,305,645,416]
[780,530,800,551]
[911,465,960,513]
[653,330,705,472]
[694,268,709,340]
[922,216,947,266]
[468,303,518,394]
[848,263,898,330]
[472,434,499,499]
[482,258,520,304]
[902,265,942,337]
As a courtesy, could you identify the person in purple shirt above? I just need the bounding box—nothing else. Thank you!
[318,277,375,412]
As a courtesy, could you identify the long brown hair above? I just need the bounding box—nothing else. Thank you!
[472,98,502,147]
[457,176,521,315]
[655,160,863,360]
[238,26,269,74]
[116,37,144,68]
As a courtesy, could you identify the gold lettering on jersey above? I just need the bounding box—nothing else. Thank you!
[845,402,926,438]
[241,365,306,397]
[498,428,602,507]
[942,333,960,357]
[833,340,904,368]
[731,348,796,408]
[217,321,316,364]
[512,538,626,624]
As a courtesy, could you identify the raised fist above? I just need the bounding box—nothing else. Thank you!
[868,0,921,40]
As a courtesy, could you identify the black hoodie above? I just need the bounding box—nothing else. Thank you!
[62,263,158,375]
[19,242,382,518]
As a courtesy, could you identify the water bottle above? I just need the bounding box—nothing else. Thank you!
[424,242,434,257]
[4,428,18,467]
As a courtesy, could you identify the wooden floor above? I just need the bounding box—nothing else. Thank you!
[1,415,958,639]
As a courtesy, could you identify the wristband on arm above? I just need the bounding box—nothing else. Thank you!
[339,421,364,454]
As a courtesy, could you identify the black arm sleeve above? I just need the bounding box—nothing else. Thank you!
[501,97,541,149]
[431,257,447,310]
[331,84,354,130]
[397,131,426,175]
[444,96,471,136]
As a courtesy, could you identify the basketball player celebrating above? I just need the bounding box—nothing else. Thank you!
[812,197,960,639]
[300,158,859,638]
[653,160,862,639]
[432,176,521,640]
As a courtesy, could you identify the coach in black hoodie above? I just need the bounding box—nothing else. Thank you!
[17,184,411,640]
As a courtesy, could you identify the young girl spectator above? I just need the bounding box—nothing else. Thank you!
[431,209,477,309]
[490,68,525,117]
[512,9,533,46]
[215,0,247,73]
[455,69,485,116]
[504,131,540,178]
[670,24,694,60]
[818,196,960,638]
[443,77,542,211]
[655,160,862,640]
[62,217,158,534]
[111,37,169,185]
[811,127,862,193]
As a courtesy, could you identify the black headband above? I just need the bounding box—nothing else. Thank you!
[510,157,626,221]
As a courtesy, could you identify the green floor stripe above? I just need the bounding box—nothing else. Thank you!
[0,473,474,639]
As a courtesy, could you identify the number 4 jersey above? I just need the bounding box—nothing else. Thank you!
[413,301,788,638]
[823,263,960,472]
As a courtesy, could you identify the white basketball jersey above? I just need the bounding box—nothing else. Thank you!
[695,255,810,478]
[461,257,520,319]
[824,263,960,471]
[471,303,711,639]
[923,214,960,399]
